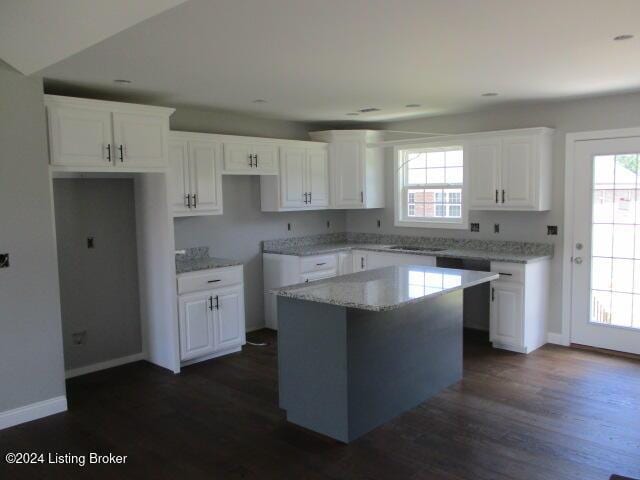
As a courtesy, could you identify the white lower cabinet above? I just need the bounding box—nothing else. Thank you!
[489,260,549,353]
[352,250,437,271]
[177,266,245,364]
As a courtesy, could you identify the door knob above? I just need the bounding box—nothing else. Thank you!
[574,257,583,264]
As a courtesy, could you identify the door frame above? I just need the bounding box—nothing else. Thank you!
[562,126,640,346]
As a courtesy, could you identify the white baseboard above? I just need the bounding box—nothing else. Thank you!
[0,396,67,431]
[246,325,266,333]
[65,352,146,379]
[180,345,242,367]
[547,332,570,346]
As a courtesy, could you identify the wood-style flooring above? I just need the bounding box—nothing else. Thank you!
[1,329,639,479]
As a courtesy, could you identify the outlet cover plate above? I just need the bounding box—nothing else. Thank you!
[0,254,8,268]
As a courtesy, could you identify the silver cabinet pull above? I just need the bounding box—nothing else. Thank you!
[502,190,505,203]
[192,194,197,208]
[186,194,191,208]
[207,279,221,283]
[106,144,111,162]
[119,145,124,162]
[495,190,498,203]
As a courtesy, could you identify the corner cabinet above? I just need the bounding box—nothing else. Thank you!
[309,130,385,209]
[468,128,553,211]
[223,141,278,175]
[260,144,329,211]
[45,95,173,171]
[177,265,245,364]
[168,132,223,217]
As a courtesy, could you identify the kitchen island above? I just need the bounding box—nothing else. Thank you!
[274,265,498,443]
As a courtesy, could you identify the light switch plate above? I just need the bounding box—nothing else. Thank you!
[470,223,480,232]
[0,253,9,268]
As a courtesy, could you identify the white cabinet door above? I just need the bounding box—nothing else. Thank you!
[338,252,353,275]
[112,112,167,168]
[469,139,501,208]
[352,251,368,271]
[223,143,254,172]
[190,140,222,214]
[178,291,215,361]
[307,148,329,207]
[501,136,536,208]
[168,139,190,215]
[490,281,524,349]
[48,106,113,167]
[253,144,279,174]
[332,141,364,208]
[214,285,245,349]
[279,146,307,208]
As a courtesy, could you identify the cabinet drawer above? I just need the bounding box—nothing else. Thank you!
[300,254,337,274]
[301,269,337,283]
[490,262,525,284]
[178,266,243,295]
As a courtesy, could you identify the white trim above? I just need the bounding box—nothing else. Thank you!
[180,345,242,367]
[65,352,145,379]
[562,126,640,347]
[547,332,570,346]
[0,396,67,431]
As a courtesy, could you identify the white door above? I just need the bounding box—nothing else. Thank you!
[501,136,535,208]
[253,144,279,174]
[223,143,254,172]
[112,112,167,168]
[168,140,190,215]
[490,281,524,349]
[333,141,364,208]
[571,136,640,355]
[279,146,307,208]
[190,141,221,214]
[48,106,113,167]
[178,292,215,360]
[214,286,245,349]
[468,139,501,208]
[307,148,329,207]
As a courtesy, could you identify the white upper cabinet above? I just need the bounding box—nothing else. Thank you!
[260,144,329,211]
[223,141,278,175]
[468,128,553,211]
[168,132,223,217]
[309,130,385,209]
[45,95,173,170]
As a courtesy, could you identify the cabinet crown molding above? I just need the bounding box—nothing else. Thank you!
[44,94,175,117]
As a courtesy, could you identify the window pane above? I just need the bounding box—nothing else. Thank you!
[407,152,426,169]
[611,258,634,293]
[446,167,463,184]
[614,154,638,188]
[592,224,613,257]
[446,150,463,167]
[593,189,614,223]
[408,168,426,184]
[449,205,461,217]
[594,155,615,186]
[426,151,445,168]
[427,168,445,184]
[611,292,633,327]
[613,224,635,258]
[592,257,611,291]
[613,189,636,224]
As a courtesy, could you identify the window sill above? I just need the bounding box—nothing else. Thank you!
[394,219,469,230]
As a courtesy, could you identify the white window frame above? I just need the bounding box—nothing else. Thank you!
[394,140,469,229]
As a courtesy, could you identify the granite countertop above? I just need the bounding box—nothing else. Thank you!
[274,265,499,311]
[175,247,242,274]
[263,242,551,264]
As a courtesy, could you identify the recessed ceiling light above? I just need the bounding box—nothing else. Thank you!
[405,104,421,108]
[359,107,381,113]
[113,79,132,84]
[481,92,499,97]
[252,99,267,103]
[346,112,360,116]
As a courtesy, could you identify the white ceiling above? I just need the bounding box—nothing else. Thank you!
[0,0,188,75]
[35,0,640,122]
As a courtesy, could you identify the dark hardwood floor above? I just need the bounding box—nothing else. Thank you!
[1,329,639,479]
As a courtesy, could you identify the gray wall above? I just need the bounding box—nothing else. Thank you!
[53,179,142,370]
[347,91,640,335]
[171,108,346,331]
[0,62,66,412]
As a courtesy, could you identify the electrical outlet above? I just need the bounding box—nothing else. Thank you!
[547,225,558,235]
[87,237,95,249]
[377,219,381,228]
[470,223,480,232]
[494,224,500,234]
[0,253,9,268]
[72,330,87,345]
[287,223,291,232]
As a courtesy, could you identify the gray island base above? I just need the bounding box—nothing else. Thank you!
[275,265,498,443]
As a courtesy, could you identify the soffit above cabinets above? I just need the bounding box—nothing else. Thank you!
[0,0,188,75]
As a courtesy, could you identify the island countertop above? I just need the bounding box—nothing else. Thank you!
[273,265,499,312]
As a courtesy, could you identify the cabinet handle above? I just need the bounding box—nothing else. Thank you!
[186,194,191,208]
[303,192,308,204]
[491,287,495,302]
[495,189,498,203]
[106,144,111,161]
[502,190,505,203]
[498,272,512,277]
[215,295,219,310]
[248,154,253,167]
[360,191,364,203]
[255,154,258,168]
[316,262,326,266]
[207,279,221,283]
[361,257,365,269]
[193,194,197,208]
[309,191,312,203]
[119,145,124,162]
[208,296,214,311]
